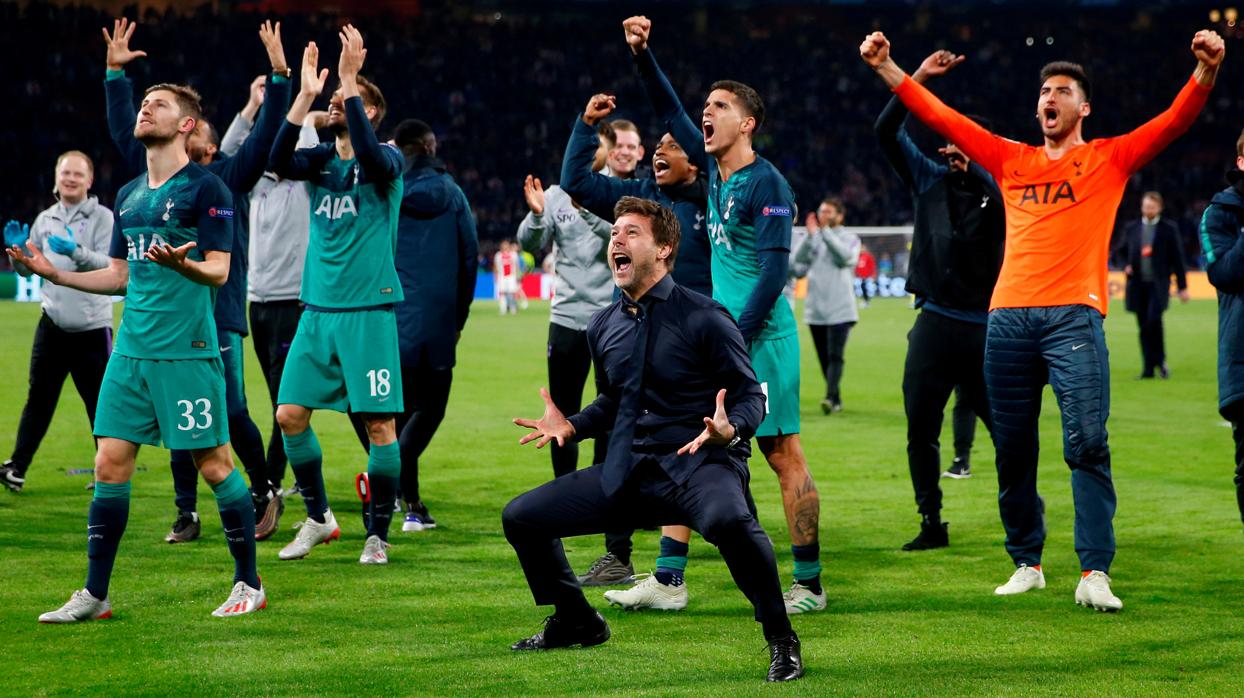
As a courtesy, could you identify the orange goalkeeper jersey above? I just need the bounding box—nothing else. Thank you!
[894,75,1210,314]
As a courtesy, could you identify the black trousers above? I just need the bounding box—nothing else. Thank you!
[546,323,631,561]
[1129,282,1167,375]
[502,458,792,641]
[547,323,608,477]
[952,385,978,461]
[902,311,993,517]
[349,362,454,505]
[809,322,855,402]
[249,300,303,488]
[9,313,111,475]
[1224,401,1244,526]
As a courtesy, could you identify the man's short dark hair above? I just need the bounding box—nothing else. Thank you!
[597,120,617,148]
[393,118,434,156]
[144,83,203,122]
[821,196,844,212]
[356,76,387,128]
[1039,61,1092,102]
[614,196,681,271]
[710,80,765,133]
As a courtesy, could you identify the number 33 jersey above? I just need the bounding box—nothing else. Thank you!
[108,162,234,360]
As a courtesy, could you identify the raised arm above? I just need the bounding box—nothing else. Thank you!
[1112,30,1222,174]
[102,18,148,176]
[736,177,794,343]
[560,96,645,220]
[625,16,707,170]
[269,41,329,179]
[875,50,965,193]
[517,176,553,253]
[861,32,1011,175]
[338,25,402,183]
[216,21,293,191]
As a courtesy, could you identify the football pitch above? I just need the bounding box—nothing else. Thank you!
[1,297,1242,696]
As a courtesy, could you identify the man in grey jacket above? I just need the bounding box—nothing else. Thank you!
[2,151,114,492]
[792,197,860,414]
[221,91,321,511]
[517,129,634,586]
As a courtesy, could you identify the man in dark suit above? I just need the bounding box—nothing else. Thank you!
[502,197,802,682]
[1113,191,1189,378]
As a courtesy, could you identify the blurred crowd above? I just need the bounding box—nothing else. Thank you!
[4,1,1241,266]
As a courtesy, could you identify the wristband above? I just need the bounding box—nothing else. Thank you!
[727,424,742,449]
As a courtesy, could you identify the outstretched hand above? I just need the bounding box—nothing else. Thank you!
[259,20,288,74]
[513,387,575,449]
[6,240,58,280]
[677,389,737,456]
[583,93,617,126]
[623,16,651,54]
[914,49,965,82]
[103,17,147,71]
[523,175,546,215]
[144,241,197,272]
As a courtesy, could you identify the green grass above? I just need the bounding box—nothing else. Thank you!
[1,297,1242,696]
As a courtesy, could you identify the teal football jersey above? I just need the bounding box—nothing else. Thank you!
[706,155,798,341]
[108,163,234,360]
[302,153,404,308]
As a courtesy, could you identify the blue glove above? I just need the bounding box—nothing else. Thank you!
[47,225,78,256]
[3,220,29,248]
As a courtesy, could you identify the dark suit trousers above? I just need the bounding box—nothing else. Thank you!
[1129,282,1166,375]
[502,458,792,640]
[902,310,993,517]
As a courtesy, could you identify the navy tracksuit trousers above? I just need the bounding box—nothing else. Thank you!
[985,305,1116,573]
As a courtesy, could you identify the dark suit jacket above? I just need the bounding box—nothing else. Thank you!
[1112,217,1187,313]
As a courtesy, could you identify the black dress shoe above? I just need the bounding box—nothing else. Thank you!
[767,633,804,682]
[902,521,949,551]
[511,610,610,650]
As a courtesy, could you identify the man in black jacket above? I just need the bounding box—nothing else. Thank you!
[875,49,1005,551]
[1113,191,1189,379]
[1199,131,1244,525]
[502,197,802,682]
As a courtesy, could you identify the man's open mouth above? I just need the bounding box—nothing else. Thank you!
[1042,107,1058,129]
[612,253,632,273]
[703,120,715,144]
[654,157,670,175]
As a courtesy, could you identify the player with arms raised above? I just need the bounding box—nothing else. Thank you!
[268,28,406,565]
[860,28,1224,610]
[615,16,825,614]
[11,82,265,621]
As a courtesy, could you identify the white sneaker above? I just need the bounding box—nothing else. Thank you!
[359,534,390,565]
[603,573,688,611]
[994,564,1046,595]
[212,581,267,617]
[278,509,341,560]
[1075,570,1123,612]
[783,582,827,614]
[38,589,111,623]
